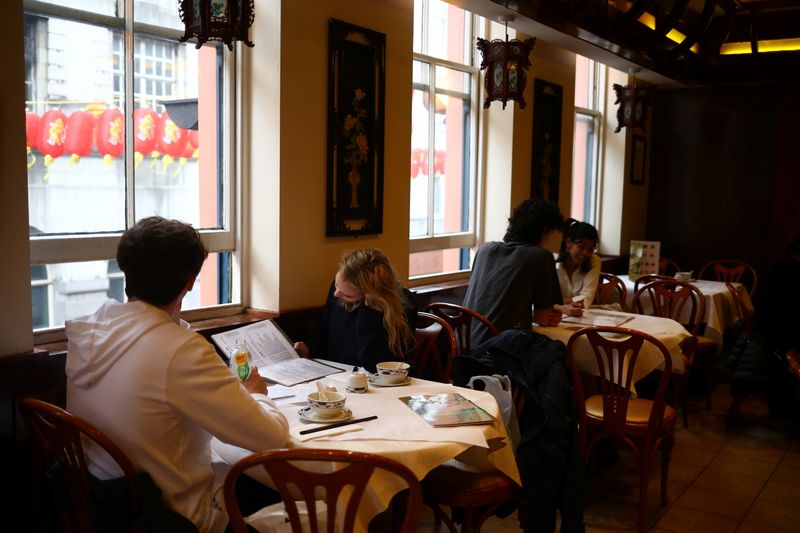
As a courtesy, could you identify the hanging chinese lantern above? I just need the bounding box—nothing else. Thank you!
[25,111,41,168]
[476,17,535,110]
[157,111,189,173]
[179,0,255,51]
[612,83,648,133]
[64,110,96,164]
[38,109,68,170]
[134,107,160,168]
[95,108,125,165]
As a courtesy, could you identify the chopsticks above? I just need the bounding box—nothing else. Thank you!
[298,415,378,435]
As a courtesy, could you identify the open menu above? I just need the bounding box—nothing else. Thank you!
[399,393,496,427]
[210,320,341,386]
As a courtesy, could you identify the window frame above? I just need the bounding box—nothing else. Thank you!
[409,4,482,269]
[25,0,241,339]
[572,57,606,227]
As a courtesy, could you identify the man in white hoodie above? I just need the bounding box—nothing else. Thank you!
[65,216,289,532]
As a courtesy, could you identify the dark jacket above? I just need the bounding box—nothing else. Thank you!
[454,329,585,533]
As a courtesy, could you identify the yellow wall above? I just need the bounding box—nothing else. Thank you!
[247,0,414,312]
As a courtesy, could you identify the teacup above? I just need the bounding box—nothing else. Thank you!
[375,361,410,384]
[674,271,693,282]
[347,372,369,393]
[307,391,346,418]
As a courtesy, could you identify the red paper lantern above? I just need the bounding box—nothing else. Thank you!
[95,108,125,164]
[434,149,446,176]
[156,111,189,158]
[134,107,160,156]
[38,109,68,166]
[26,112,41,150]
[26,112,41,168]
[64,110,97,163]
[410,147,420,178]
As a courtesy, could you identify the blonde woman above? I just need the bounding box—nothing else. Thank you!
[293,248,416,372]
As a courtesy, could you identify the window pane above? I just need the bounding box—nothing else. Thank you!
[26,16,127,234]
[571,113,596,221]
[433,93,471,235]
[418,0,471,64]
[35,0,117,16]
[135,0,185,31]
[31,253,229,330]
[410,87,431,238]
[409,247,471,277]
[575,55,591,108]
[133,43,223,229]
[435,65,469,94]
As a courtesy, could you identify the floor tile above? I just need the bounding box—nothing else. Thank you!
[724,435,788,463]
[770,462,800,487]
[781,450,800,469]
[709,452,778,479]
[692,468,766,498]
[743,499,800,530]
[656,504,739,533]
[758,479,800,507]
[735,521,796,533]
[675,486,754,519]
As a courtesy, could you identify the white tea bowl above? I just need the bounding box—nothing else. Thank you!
[307,391,346,418]
[375,361,410,384]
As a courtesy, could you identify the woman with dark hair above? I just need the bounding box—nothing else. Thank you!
[554,218,601,316]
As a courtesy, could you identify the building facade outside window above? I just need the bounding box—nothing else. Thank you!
[409,0,482,278]
[571,54,605,224]
[24,0,237,332]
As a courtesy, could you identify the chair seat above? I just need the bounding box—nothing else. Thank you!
[421,465,518,508]
[585,395,677,427]
[696,335,718,349]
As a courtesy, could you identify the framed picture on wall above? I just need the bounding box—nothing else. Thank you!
[630,134,647,186]
[326,19,386,236]
[531,79,562,203]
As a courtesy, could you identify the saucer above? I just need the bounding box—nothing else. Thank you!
[298,406,352,423]
[346,385,368,393]
[367,375,411,387]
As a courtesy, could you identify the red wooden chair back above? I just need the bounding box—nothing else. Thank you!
[596,272,628,309]
[411,311,458,383]
[632,279,707,336]
[425,302,499,356]
[699,259,758,296]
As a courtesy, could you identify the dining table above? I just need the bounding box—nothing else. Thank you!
[533,308,693,385]
[620,274,754,346]
[212,368,520,532]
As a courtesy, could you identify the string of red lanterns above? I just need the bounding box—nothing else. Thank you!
[410,147,445,178]
[24,106,200,172]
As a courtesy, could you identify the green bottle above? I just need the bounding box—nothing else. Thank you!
[233,339,251,381]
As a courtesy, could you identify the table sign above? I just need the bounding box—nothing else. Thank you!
[629,240,660,280]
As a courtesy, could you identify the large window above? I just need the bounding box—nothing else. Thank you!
[410,0,481,278]
[24,0,237,332]
[571,55,605,224]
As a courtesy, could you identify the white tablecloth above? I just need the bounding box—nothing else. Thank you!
[212,373,520,532]
[534,309,691,384]
[621,275,753,346]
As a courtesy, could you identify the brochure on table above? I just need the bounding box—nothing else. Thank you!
[211,320,341,386]
[399,393,496,427]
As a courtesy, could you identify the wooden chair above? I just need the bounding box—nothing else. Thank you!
[410,311,458,383]
[19,398,142,533]
[632,279,714,424]
[632,273,672,297]
[698,259,759,297]
[726,281,754,338]
[787,350,800,423]
[223,448,423,533]
[425,302,499,357]
[658,257,682,276]
[595,272,628,310]
[566,327,676,533]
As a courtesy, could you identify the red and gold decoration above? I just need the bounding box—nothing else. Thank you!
[133,107,161,168]
[64,110,96,165]
[95,108,125,165]
[179,0,255,51]
[476,18,535,110]
[25,111,41,168]
[156,111,189,173]
[38,109,68,173]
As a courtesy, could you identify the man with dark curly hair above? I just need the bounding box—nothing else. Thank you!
[464,198,564,346]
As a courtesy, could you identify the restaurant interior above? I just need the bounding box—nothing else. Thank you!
[2,0,800,531]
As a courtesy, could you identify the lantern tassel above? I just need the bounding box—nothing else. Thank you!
[161,154,174,174]
[135,152,144,169]
[172,157,187,177]
[27,149,37,169]
[103,154,115,167]
[68,154,81,166]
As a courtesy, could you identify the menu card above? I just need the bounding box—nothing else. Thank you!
[629,240,660,281]
[211,320,341,386]
[399,393,496,427]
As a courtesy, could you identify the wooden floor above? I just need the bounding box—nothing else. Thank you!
[373,383,800,532]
